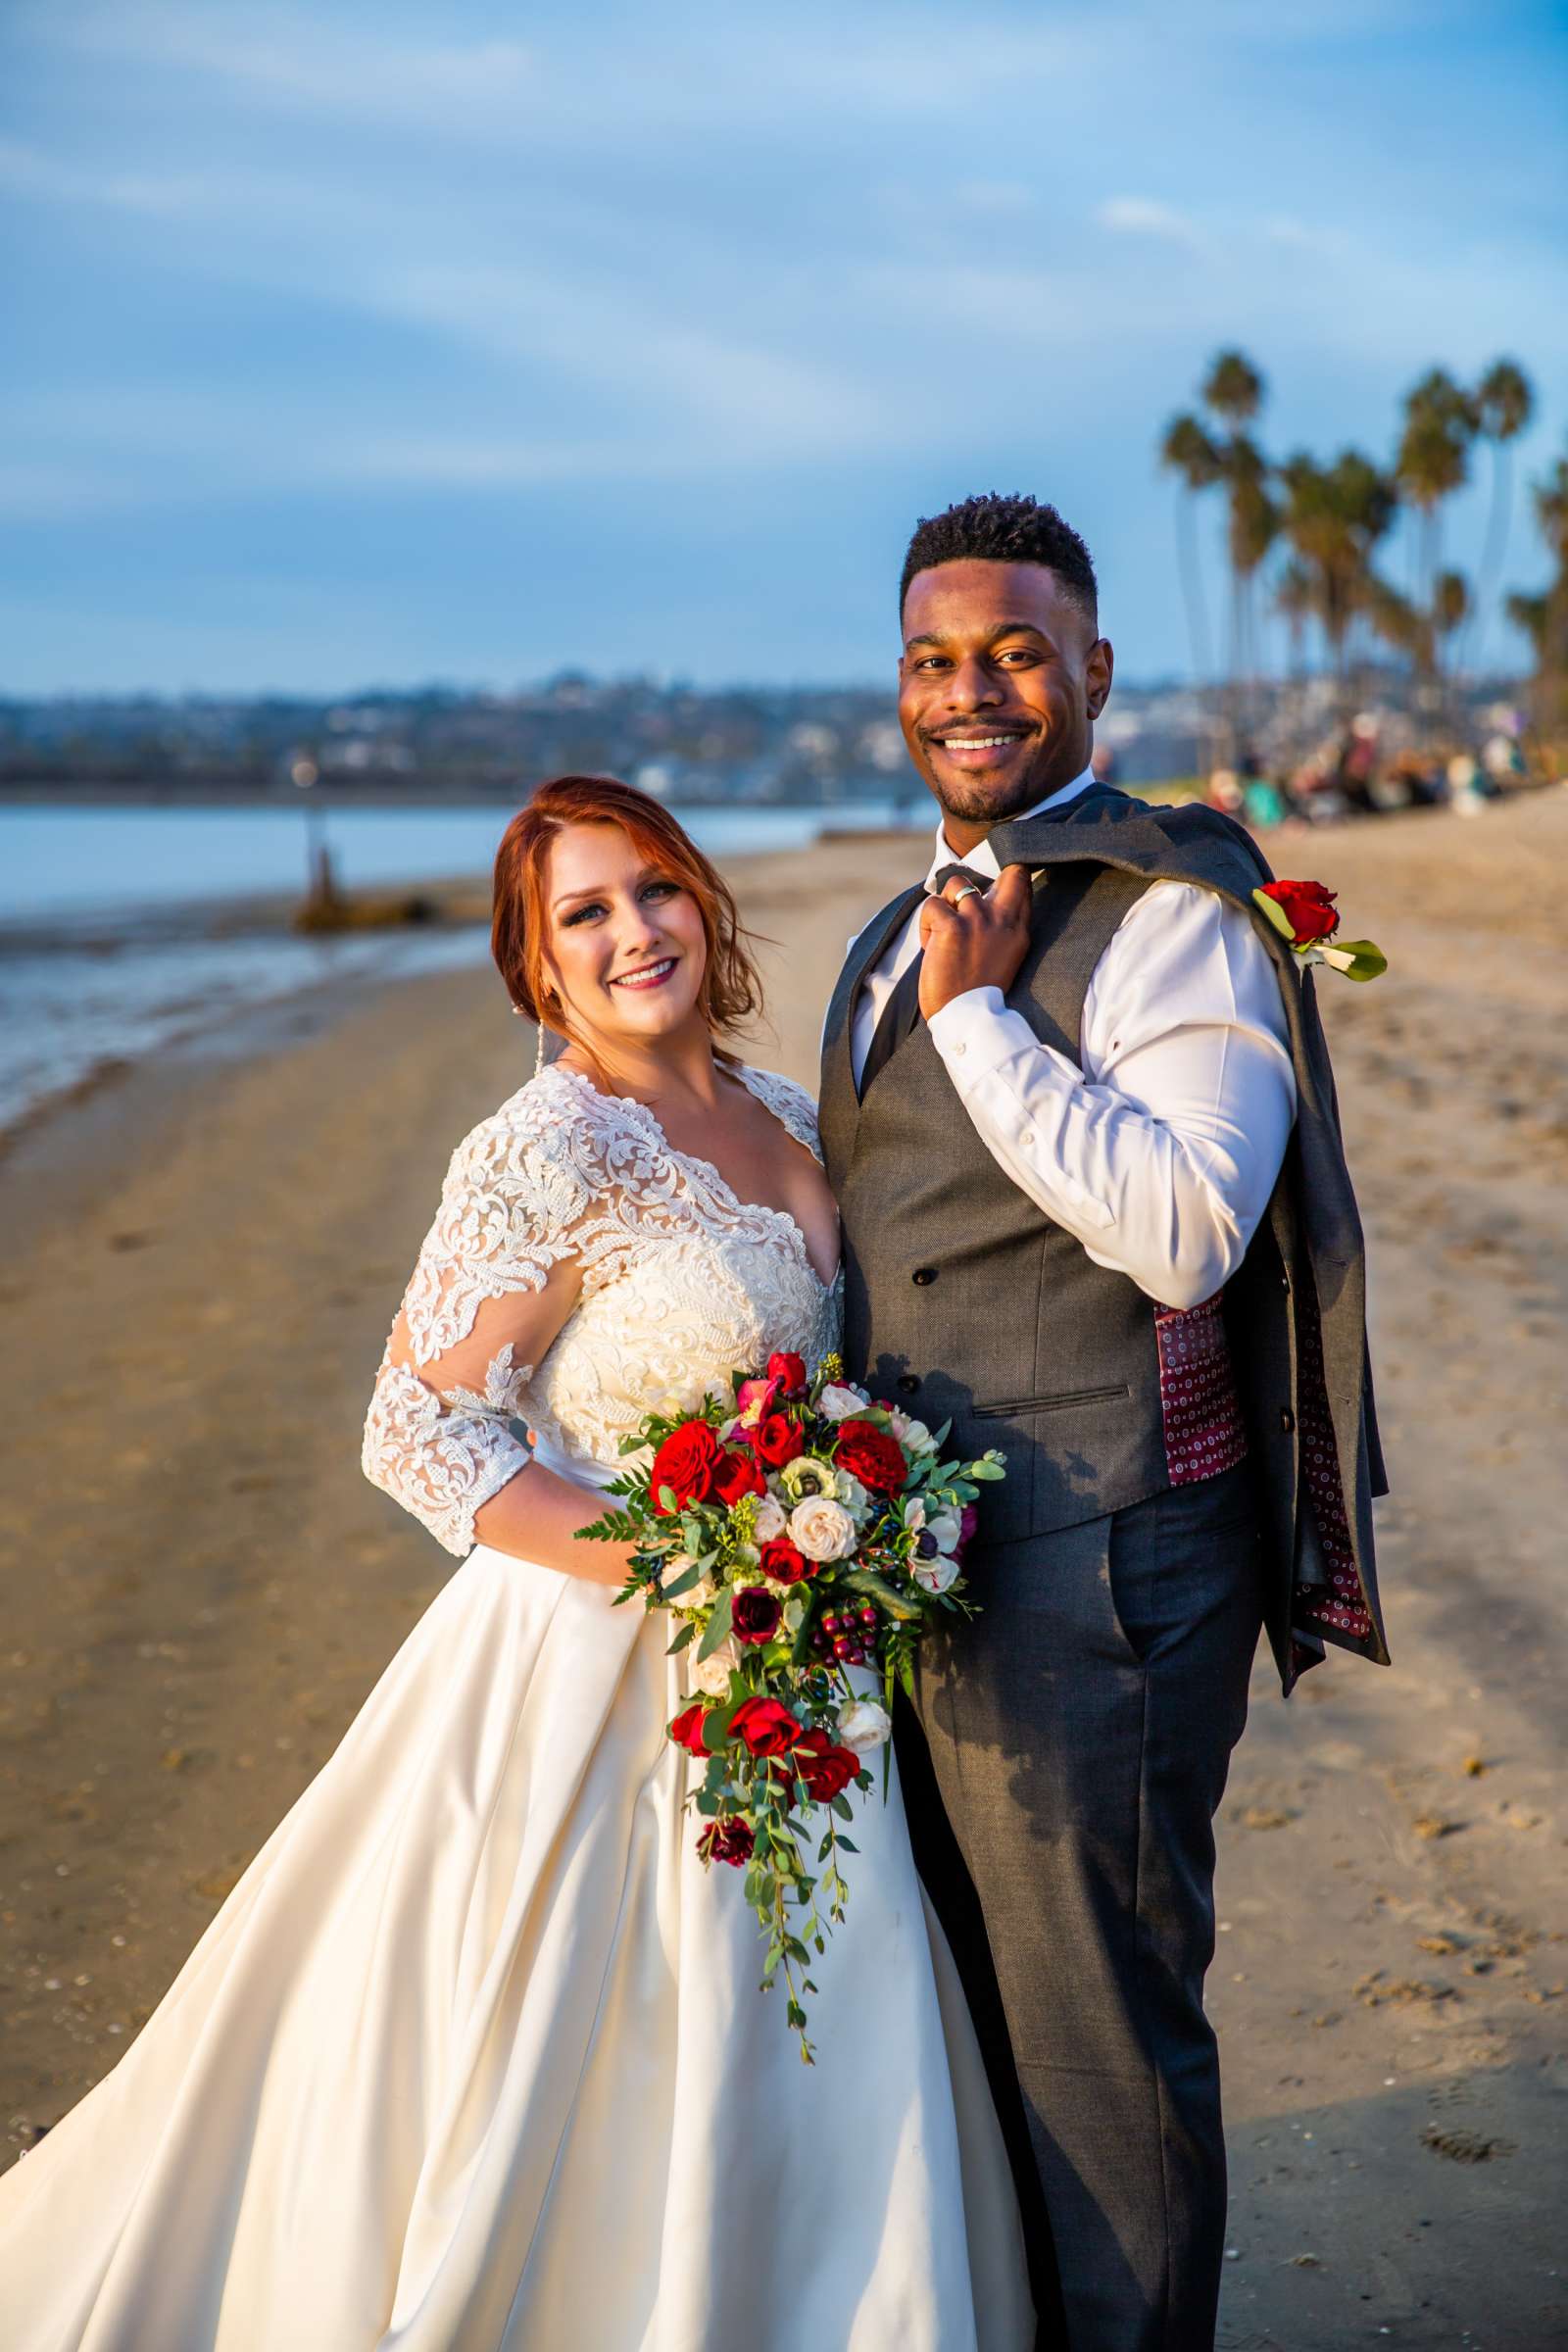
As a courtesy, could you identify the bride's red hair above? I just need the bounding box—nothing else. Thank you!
[491,775,765,1047]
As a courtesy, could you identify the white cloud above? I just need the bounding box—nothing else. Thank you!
[48,10,537,128]
[1095,196,1202,247]
[0,135,220,216]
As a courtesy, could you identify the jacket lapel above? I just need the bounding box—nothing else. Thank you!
[818,882,926,1175]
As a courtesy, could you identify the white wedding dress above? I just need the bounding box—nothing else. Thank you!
[0,1060,1032,2352]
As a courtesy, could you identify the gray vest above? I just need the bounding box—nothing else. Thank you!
[818,787,1388,1694]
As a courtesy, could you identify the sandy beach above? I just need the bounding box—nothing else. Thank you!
[3,794,1565,2348]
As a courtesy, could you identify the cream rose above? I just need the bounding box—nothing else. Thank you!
[788,1495,858,1562]
[836,1696,893,1753]
[817,1382,867,1422]
[689,1637,739,1697]
[751,1494,787,1544]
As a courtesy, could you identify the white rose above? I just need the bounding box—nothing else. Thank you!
[788,1496,858,1562]
[911,1549,960,1596]
[690,1638,739,1697]
[686,1574,718,1610]
[836,1696,893,1753]
[752,1494,787,1544]
[818,1383,867,1422]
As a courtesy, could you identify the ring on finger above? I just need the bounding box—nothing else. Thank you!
[952,883,982,905]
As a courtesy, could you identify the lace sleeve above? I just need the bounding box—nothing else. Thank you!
[737,1065,823,1166]
[362,1089,589,1556]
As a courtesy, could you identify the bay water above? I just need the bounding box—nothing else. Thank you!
[0,800,922,1135]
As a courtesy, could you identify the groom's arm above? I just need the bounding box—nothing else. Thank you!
[921,876,1296,1310]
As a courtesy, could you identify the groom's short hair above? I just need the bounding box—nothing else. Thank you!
[900,493,1099,627]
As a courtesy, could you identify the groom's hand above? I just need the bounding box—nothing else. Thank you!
[917,862,1034,1019]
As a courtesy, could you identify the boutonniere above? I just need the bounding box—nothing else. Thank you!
[1252,879,1388,982]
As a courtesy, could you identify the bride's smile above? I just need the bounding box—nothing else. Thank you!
[544,820,710,1045]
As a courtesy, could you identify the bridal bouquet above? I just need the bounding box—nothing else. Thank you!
[579,1350,1004,2061]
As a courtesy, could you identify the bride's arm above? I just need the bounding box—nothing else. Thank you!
[362,1106,636,1588]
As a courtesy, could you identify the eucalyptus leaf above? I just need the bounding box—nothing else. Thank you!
[695,1585,735,1662]
[665,1621,696,1655]
[662,1564,703,1601]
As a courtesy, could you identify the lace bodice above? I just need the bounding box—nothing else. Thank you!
[363,1061,842,1555]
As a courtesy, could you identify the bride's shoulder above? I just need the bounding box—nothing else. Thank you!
[440,1064,603,1195]
[736,1062,822,1157]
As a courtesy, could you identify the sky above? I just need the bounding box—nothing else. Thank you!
[3,0,1564,696]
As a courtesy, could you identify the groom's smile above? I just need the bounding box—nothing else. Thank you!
[898,557,1113,845]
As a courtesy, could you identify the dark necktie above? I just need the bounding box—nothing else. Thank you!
[856,863,990,1102]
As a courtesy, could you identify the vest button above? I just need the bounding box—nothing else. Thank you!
[1279,1270,1291,1293]
[897,1374,921,1396]
[912,1267,938,1286]
[1279,1405,1296,1434]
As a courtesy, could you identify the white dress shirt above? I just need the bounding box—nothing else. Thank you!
[848,770,1297,1311]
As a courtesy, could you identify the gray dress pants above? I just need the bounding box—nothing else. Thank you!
[901,1458,1264,2352]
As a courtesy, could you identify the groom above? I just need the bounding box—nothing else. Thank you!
[818,494,1388,2351]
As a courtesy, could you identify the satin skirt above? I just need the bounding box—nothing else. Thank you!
[0,1452,1032,2351]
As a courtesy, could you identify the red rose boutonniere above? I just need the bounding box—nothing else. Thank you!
[1253,880,1387,982]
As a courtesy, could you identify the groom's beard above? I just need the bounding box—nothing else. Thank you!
[925,751,1078,831]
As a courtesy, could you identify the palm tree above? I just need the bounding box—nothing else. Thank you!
[1363,573,1426,666]
[1279,449,1397,708]
[1394,368,1476,615]
[1200,350,1264,434]
[1223,435,1280,732]
[1158,412,1223,740]
[1200,352,1269,749]
[1159,412,1223,674]
[1511,451,1568,731]
[1470,359,1534,669]
[1432,568,1469,661]
[1273,560,1316,680]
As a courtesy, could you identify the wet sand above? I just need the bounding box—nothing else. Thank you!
[3,798,1566,2347]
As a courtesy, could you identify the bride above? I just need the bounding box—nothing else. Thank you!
[0,775,1033,2351]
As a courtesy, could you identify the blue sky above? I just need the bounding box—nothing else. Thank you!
[3,0,1564,694]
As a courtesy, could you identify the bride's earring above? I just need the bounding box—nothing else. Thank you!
[533,985,558,1077]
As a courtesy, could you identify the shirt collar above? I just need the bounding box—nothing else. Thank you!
[922,765,1097,892]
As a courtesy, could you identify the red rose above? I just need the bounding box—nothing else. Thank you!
[668,1702,710,1756]
[730,1586,783,1645]
[833,1417,908,1496]
[713,1449,767,1507]
[766,1351,808,1397]
[697,1817,754,1867]
[759,1538,810,1586]
[651,1419,723,1513]
[1260,878,1340,945]
[791,1727,862,1804]
[751,1412,805,1469]
[730,1693,801,1756]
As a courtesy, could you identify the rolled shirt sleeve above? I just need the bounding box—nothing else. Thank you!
[926,880,1297,1310]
